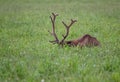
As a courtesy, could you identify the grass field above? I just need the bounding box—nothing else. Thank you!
[0,0,120,82]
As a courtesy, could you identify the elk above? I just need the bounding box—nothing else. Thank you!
[48,13,100,48]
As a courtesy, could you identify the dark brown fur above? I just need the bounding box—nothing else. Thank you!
[65,34,100,48]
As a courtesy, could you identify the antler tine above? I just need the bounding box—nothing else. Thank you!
[71,19,77,22]
[62,21,68,28]
[52,13,58,21]
[68,19,77,27]
[48,13,59,44]
[62,19,77,28]
[60,19,77,44]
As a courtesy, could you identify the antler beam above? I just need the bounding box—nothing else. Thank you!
[60,19,77,44]
[48,13,59,44]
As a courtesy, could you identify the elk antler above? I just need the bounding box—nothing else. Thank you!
[48,13,59,44]
[48,13,100,48]
[60,19,77,44]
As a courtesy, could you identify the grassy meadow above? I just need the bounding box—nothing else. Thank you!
[0,0,120,82]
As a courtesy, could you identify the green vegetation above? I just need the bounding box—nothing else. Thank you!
[0,0,120,82]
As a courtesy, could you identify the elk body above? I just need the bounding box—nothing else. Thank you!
[48,13,100,48]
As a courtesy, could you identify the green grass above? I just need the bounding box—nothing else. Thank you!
[0,0,120,82]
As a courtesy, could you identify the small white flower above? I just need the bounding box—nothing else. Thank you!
[41,79,45,82]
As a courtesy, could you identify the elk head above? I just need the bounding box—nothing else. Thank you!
[48,13,100,48]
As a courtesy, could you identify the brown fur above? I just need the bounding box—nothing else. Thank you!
[65,34,100,48]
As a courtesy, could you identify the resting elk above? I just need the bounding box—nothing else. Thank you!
[48,13,100,48]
